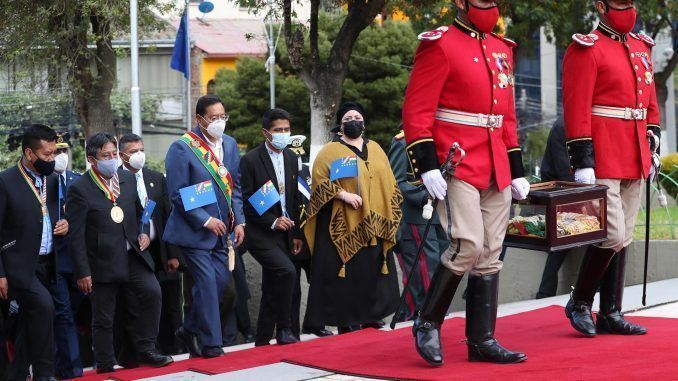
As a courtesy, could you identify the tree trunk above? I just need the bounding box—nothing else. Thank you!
[70,15,116,138]
[308,69,345,161]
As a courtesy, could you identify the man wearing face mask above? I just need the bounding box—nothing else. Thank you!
[402,0,529,366]
[48,132,85,379]
[239,108,304,346]
[67,133,171,373]
[118,134,184,356]
[0,124,67,381]
[562,0,659,337]
[164,95,244,358]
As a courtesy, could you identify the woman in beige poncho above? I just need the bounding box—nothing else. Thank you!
[303,102,403,334]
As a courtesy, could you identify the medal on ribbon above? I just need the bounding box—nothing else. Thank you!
[89,170,124,224]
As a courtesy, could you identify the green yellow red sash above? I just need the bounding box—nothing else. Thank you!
[179,131,233,210]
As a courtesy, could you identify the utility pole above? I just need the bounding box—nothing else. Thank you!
[130,0,142,136]
[264,2,282,109]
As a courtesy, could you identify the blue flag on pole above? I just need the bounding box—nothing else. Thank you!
[248,180,281,216]
[170,10,189,79]
[180,181,217,211]
[141,200,157,224]
[330,155,359,181]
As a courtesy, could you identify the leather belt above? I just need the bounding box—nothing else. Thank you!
[591,105,647,120]
[434,108,503,128]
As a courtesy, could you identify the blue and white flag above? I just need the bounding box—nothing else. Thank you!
[248,180,281,216]
[180,181,217,211]
[298,176,311,200]
[330,155,359,181]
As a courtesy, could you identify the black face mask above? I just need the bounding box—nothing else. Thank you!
[342,121,364,139]
[32,157,56,176]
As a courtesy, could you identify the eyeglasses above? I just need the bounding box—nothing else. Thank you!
[203,114,229,123]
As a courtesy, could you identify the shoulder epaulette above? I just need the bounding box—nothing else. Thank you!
[491,33,517,48]
[631,32,656,47]
[418,26,449,42]
[572,33,599,47]
[394,131,405,140]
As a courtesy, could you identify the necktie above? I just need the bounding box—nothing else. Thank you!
[110,173,121,200]
[136,172,148,206]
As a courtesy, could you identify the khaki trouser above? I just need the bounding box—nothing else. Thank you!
[596,178,643,253]
[436,178,511,276]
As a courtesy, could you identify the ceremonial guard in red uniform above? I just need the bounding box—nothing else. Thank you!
[402,0,530,366]
[563,0,659,337]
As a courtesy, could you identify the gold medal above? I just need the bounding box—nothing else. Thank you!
[645,71,653,85]
[111,205,125,224]
[217,165,228,178]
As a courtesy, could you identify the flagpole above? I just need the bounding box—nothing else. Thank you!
[185,0,192,132]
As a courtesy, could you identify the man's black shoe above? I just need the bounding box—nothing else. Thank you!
[175,326,202,357]
[96,363,116,374]
[276,328,300,345]
[565,297,597,337]
[138,351,174,368]
[201,346,224,358]
[302,327,334,337]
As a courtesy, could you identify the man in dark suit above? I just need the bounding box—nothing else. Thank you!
[240,108,304,347]
[0,124,66,381]
[119,133,184,355]
[49,132,85,379]
[164,95,244,358]
[67,133,172,373]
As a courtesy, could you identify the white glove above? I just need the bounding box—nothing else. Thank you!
[574,168,596,184]
[421,169,447,200]
[511,177,530,200]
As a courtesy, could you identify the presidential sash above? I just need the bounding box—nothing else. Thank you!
[179,131,233,210]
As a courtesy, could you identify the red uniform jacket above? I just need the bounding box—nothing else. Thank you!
[563,23,661,180]
[402,18,524,191]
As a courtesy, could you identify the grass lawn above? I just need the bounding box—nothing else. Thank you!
[633,205,678,240]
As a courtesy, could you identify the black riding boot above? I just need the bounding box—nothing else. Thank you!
[412,265,463,366]
[596,248,647,335]
[564,245,616,336]
[465,273,527,364]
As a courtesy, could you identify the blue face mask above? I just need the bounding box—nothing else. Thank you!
[268,132,290,150]
[95,158,119,178]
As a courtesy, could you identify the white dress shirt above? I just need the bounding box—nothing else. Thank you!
[266,143,287,230]
[122,167,156,241]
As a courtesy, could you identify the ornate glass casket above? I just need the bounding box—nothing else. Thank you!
[504,181,608,252]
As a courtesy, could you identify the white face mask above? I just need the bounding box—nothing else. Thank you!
[128,151,146,170]
[206,119,226,139]
[54,152,69,173]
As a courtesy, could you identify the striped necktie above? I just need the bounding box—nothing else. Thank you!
[111,172,121,199]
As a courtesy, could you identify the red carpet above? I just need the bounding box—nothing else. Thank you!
[78,306,678,380]
[283,306,678,381]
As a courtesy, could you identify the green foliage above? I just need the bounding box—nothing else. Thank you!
[524,127,550,177]
[0,126,23,171]
[659,153,678,200]
[216,13,417,150]
[110,92,162,123]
